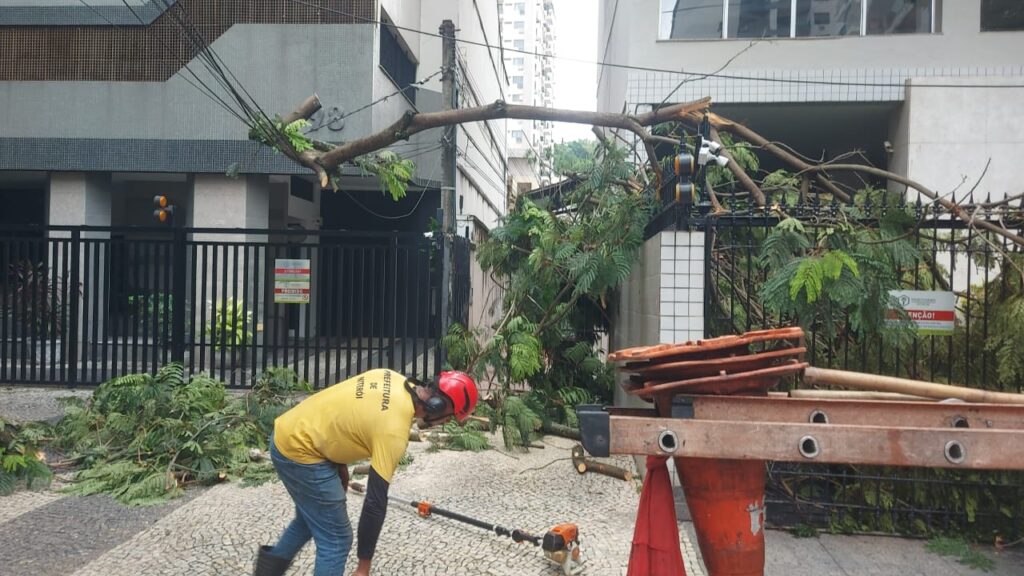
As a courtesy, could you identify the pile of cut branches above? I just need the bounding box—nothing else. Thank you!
[52,364,309,505]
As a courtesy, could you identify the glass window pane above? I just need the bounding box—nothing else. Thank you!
[727,0,792,38]
[981,0,1024,31]
[659,0,725,39]
[867,0,932,34]
[796,0,862,36]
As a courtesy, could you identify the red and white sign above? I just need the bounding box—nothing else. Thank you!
[887,290,955,335]
[274,258,311,304]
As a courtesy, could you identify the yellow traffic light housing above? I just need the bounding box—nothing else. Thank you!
[153,195,174,223]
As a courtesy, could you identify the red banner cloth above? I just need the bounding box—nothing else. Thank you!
[626,456,687,576]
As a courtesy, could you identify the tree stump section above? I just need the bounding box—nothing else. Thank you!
[571,443,633,482]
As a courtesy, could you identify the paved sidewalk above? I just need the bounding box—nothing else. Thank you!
[2,435,698,576]
[3,385,1023,575]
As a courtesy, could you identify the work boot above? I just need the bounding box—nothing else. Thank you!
[253,545,291,576]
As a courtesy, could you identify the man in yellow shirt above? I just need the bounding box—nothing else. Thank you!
[253,368,478,576]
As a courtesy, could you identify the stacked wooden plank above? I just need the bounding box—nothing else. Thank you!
[609,327,807,399]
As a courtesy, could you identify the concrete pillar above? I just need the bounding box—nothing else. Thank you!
[47,173,113,377]
[658,229,705,345]
[190,174,274,364]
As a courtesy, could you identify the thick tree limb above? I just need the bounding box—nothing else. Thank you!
[799,164,1024,249]
[693,112,851,203]
[284,98,711,177]
[710,126,766,205]
[280,94,322,125]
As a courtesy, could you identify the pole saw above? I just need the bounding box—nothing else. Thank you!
[349,482,584,575]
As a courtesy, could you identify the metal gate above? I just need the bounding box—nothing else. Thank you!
[0,225,466,388]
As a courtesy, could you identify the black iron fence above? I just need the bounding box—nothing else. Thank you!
[698,195,1024,539]
[0,225,466,388]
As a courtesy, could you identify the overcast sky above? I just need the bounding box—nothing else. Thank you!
[553,0,598,143]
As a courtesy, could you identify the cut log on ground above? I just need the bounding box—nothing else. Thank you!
[543,421,581,440]
[352,464,370,476]
[571,444,634,482]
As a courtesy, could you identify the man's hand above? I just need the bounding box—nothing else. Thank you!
[337,464,350,491]
[351,558,371,576]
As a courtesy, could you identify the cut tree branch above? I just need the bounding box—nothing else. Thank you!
[277,97,712,185]
[692,112,851,203]
[798,164,1024,249]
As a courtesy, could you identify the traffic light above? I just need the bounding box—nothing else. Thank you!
[673,150,697,206]
[153,195,174,223]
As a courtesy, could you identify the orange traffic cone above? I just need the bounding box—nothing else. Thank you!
[675,457,766,576]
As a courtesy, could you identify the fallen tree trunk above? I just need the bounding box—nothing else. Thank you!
[571,444,634,482]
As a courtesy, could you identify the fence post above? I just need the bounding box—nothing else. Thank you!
[172,226,187,364]
[68,229,81,388]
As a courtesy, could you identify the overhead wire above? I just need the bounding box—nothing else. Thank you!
[76,0,249,124]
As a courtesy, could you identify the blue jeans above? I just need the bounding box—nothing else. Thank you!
[269,434,353,576]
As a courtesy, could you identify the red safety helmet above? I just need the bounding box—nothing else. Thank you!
[437,370,478,422]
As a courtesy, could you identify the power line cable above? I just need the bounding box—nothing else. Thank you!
[76,0,249,124]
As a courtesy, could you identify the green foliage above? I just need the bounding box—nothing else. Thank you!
[206,298,253,350]
[500,396,542,450]
[53,364,307,505]
[552,139,598,176]
[445,143,652,448]
[128,292,178,345]
[755,204,918,343]
[789,523,818,538]
[0,418,53,495]
[432,420,491,452]
[281,119,314,153]
[247,117,313,155]
[6,260,79,337]
[926,536,995,572]
[353,151,417,201]
[706,133,759,190]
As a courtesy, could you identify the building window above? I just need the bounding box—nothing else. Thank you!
[513,39,525,50]
[659,0,724,39]
[515,2,526,16]
[658,0,936,39]
[727,0,791,38]
[511,93,523,102]
[514,21,525,32]
[981,0,1024,31]
[796,0,861,37]
[512,75,524,89]
[866,0,933,34]
[512,57,524,67]
[512,130,525,143]
[379,22,417,104]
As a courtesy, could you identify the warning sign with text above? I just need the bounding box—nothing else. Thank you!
[887,290,955,336]
[274,259,311,304]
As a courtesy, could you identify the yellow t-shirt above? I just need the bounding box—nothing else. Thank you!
[273,368,414,483]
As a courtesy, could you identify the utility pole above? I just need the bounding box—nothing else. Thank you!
[439,19,457,352]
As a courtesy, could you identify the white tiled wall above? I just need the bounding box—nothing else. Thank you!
[658,230,705,344]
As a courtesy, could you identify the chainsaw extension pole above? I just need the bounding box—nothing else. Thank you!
[349,482,541,545]
[412,500,542,545]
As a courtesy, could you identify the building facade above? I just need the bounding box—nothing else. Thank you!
[0,0,509,386]
[500,0,556,190]
[599,0,1024,396]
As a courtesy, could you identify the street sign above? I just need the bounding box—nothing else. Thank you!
[888,290,955,336]
[274,258,311,304]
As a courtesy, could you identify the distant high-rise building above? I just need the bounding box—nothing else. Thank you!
[501,0,556,190]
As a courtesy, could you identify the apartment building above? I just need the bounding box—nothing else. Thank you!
[600,0,1024,202]
[501,0,556,191]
